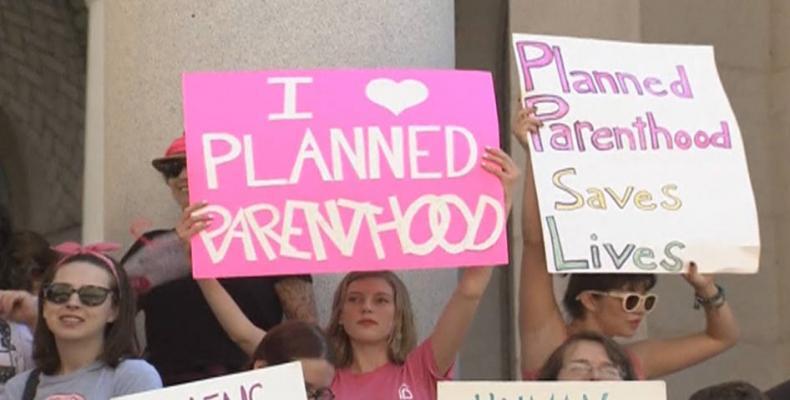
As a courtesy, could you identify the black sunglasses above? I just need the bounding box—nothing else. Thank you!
[44,283,114,307]
[158,158,186,179]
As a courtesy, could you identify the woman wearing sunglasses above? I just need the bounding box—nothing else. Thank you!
[514,106,739,380]
[4,243,162,399]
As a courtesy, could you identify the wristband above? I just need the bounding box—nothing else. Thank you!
[694,284,725,310]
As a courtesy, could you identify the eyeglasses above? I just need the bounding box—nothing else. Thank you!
[158,158,186,180]
[561,360,623,381]
[582,290,658,313]
[306,387,335,400]
[44,283,114,307]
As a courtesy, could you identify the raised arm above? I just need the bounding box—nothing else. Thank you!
[513,106,569,374]
[429,147,518,375]
[0,290,38,330]
[176,202,266,356]
[628,263,739,378]
[196,279,266,356]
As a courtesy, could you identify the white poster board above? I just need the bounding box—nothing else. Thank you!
[112,362,306,400]
[511,33,760,274]
[438,380,667,400]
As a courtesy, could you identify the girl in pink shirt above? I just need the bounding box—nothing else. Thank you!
[326,147,519,400]
[182,147,520,400]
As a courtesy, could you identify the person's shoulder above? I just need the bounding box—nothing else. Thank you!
[112,359,162,395]
[116,359,158,374]
[4,368,33,398]
[120,229,176,262]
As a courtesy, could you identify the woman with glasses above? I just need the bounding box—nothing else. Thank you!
[513,106,740,380]
[3,244,161,399]
[538,332,636,381]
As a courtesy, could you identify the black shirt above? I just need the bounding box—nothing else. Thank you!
[124,230,310,386]
[767,379,790,400]
[140,276,287,386]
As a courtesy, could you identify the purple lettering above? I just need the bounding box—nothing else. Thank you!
[710,121,732,148]
[646,112,673,149]
[613,127,636,150]
[592,71,620,94]
[644,77,667,96]
[615,72,644,95]
[570,71,597,94]
[524,94,570,152]
[549,124,574,151]
[670,65,694,99]
[552,46,571,93]
[573,121,594,152]
[515,41,554,92]
[591,127,614,150]
[694,131,711,148]
[675,130,692,149]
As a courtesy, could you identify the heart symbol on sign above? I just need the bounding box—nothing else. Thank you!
[365,78,429,116]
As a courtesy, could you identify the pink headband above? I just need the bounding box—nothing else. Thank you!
[53,242,121,284]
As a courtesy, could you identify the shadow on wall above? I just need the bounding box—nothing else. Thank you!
[0,0,87,240]
[0,109,30,228]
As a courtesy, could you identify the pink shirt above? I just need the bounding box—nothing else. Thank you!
[331,340,453,400]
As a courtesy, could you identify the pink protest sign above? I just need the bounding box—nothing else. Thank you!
[181,70,507,278]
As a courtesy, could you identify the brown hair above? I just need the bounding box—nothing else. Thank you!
[252,320,334,367]
[5,231,58,290]
[538,331,637,380]
[34,253,139,374]
[563,274,657,319]
[689,381,768,400]
[326,271,416,368]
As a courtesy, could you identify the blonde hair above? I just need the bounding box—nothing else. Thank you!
[326,271,417,368]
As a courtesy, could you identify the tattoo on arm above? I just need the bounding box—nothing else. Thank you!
[275,278,318,323]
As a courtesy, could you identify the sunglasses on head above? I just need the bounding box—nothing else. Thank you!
[582,290,658,313]
[44,283,114,307]
[158,158,186,180]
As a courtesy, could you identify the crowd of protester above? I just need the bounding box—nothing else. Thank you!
[0,107,783,400]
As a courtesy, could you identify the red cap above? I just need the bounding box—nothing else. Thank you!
[151,135,186,171]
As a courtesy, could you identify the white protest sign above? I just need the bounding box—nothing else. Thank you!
[512,33,760,273]
[112,362,306,400]
[438,380,667,400]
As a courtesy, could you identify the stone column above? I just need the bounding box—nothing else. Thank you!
[81,0,457,344]
[769,0,790,384]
